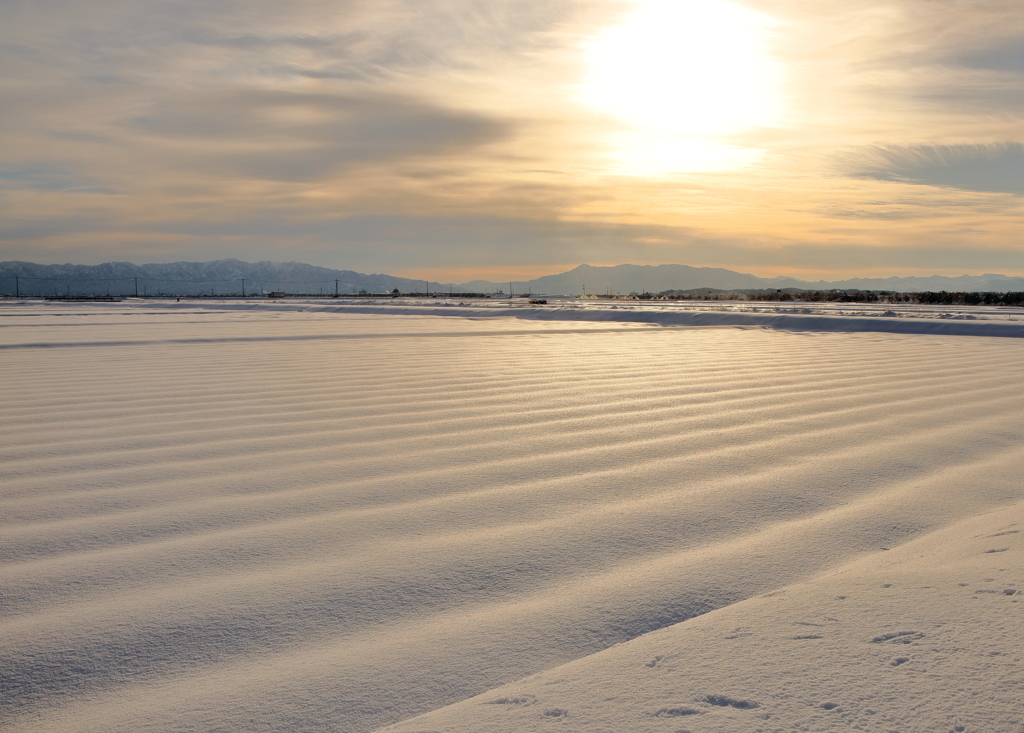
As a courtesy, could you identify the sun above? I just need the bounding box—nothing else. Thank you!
[578,0,783,174]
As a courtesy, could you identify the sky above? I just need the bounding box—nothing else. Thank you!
[2,0,1024,281]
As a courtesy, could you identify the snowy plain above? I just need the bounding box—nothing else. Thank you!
[2,299,1023,733]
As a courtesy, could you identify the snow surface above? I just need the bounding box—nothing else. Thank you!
[88,296,1024,340]
[381,500,1024,733]
[2,300,1023,733]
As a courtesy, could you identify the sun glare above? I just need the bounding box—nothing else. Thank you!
[578,0,782,175]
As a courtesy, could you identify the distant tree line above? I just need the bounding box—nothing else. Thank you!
[911,291,1024,306]
[645,289,1024,306]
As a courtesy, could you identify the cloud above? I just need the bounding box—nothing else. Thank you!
[843,144,1024,195]
[3,0,1024,276]
[955,39,1024,72]
[123,90,512,181]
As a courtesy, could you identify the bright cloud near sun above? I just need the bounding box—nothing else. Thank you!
[577,0,784,174]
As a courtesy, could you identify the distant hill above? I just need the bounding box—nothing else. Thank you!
[0,259,450,297]
[3,259,1024,297]
[472,264,1024,295]
[762,273,1024,293]
[482,263,767,296]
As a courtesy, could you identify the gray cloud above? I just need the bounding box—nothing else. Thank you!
[125,90,511,181]
[180,31,340,50]
[815,206,937,221]
[0,163,78,192]
[843,144,1024,195]
[0,0,559,187]
[955,40,1024,72]
[35,0,581,81]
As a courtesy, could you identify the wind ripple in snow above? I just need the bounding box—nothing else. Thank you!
[2,303,1024,733]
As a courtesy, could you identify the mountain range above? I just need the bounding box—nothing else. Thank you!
[473,263,1024,296]
[2,259,1024,296]
[0,259,448,297]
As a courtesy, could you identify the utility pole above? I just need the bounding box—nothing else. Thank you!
[509,281,513,298]
[135,277,138,297]
[241,278,245,297]
[335,279,339,297]
[15,276,19,298]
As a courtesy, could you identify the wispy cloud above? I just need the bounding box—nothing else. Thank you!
[123,89,512,181]
[844,144,1024,195]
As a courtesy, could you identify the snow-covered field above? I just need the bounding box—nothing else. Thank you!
[3,300,1023,733]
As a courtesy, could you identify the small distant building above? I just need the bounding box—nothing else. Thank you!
[268,291,287,298]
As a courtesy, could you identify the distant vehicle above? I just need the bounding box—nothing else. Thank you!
[529,299,547,305]
[268,292,287,298]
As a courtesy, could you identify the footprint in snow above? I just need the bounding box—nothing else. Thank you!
[702,694,760,710]
[871,631,924,644]
[653,707,702,717]
[486,695,536,706]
